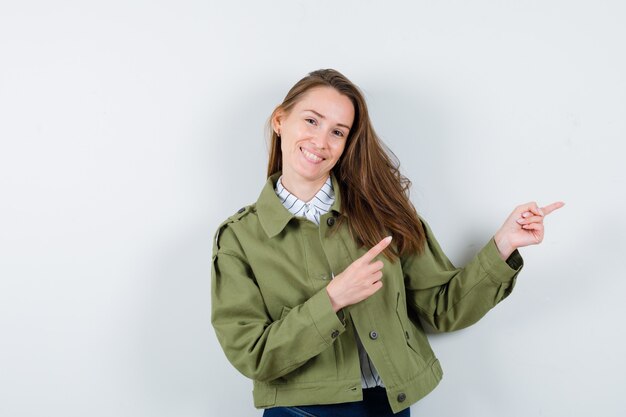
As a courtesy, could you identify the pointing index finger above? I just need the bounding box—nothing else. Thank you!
[541,201,565,216]
[360,236,392,264]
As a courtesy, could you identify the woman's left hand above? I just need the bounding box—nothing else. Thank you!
[493,201,565,260]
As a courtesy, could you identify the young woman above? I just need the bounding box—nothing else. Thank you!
[211,69,563,416]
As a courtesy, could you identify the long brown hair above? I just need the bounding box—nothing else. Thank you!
[266,69,425,260]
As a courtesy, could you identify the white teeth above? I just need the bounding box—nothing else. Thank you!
[302,148,323,163]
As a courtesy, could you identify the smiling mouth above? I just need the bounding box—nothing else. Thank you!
[301,147,324,163]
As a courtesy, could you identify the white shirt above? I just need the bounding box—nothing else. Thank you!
[275,175,383,388]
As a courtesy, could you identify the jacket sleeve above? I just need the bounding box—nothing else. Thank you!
[211,224,346,382]
[402,216,524,332]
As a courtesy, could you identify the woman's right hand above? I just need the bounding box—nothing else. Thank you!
[326,236,393,312]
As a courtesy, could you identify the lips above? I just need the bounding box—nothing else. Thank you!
[300,147,324,163]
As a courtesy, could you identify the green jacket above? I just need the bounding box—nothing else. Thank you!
[211,172,523,414]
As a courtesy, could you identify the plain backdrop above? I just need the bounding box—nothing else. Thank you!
[1,1,625,416]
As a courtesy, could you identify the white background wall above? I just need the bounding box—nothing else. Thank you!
[1,1,624,416]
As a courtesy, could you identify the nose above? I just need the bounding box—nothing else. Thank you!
[310,130,329,150]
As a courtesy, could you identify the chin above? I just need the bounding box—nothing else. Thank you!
[297,168,330,181]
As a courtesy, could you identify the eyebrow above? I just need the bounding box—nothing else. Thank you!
[304,109,351,130]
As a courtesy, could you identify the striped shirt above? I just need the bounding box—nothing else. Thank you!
[275,175,383,388]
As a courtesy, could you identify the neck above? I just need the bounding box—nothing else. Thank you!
[280,172,330,203]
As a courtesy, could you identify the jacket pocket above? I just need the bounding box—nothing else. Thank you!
[395,291,425,364]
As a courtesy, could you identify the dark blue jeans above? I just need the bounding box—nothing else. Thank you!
[262,387,410,417]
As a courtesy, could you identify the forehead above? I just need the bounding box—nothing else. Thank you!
[294,86,355,126]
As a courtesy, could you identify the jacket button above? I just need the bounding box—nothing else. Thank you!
[326,217,336,227]
[405,331,410,340]
[331,330,339,338]
[369,330,378,340]
[237,207,245,213]
[397,392,406,402]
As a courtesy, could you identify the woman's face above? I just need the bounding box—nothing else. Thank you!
[273,86,354,185]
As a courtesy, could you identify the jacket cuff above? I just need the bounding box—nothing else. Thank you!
[478,238,524,283]
[306,288,346,346]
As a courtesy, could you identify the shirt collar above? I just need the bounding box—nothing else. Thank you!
[275,175,334,217]
[257,171,343,238]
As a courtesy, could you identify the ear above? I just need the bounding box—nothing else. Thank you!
[271,108,285,135]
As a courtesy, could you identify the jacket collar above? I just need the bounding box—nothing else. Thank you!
[257,171,343,238]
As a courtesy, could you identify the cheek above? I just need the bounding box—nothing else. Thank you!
[279,132,298,153]
[286,125,307,145]
[330,141,346,159]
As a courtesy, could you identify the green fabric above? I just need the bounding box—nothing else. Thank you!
[211,171,523,413]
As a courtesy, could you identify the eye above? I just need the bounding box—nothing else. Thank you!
[305,118,317,125]
[333,130,345,137]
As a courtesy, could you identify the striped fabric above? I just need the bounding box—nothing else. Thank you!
[274,175,384,388]
[275,175,334,225]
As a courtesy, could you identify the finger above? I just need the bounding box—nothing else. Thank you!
[517,202,543,218]
[522,223,544,242]
[528,203,544,217]
[364,260,384,275]
[522,222,544,232]
[360,236,393,264]
[516,215,544,225]
[541,201,565,216]
[370,280,383,294]
[368,271,383,284]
